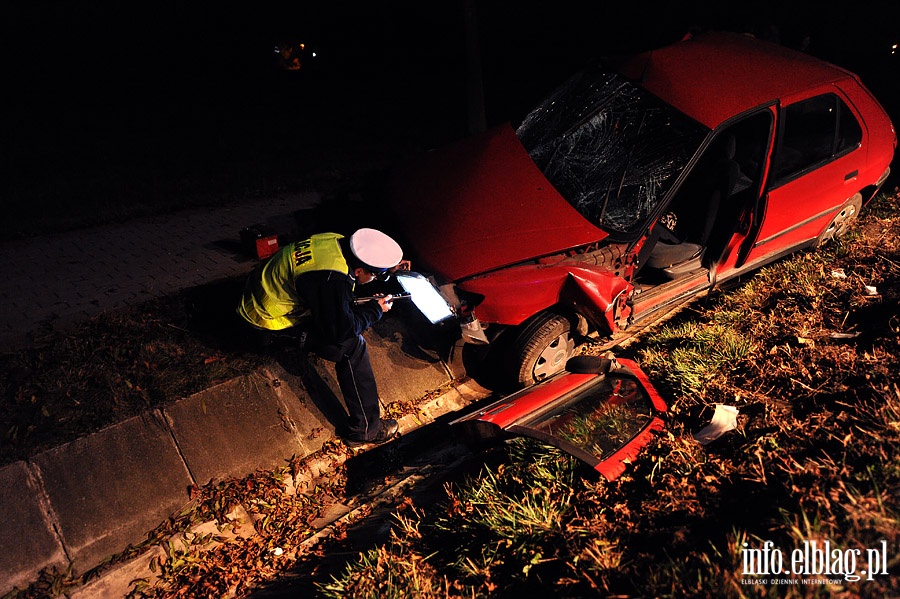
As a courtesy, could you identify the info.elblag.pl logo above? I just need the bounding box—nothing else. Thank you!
[741,540,890,584]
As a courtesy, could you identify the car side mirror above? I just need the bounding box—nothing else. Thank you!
[565,356,612,375]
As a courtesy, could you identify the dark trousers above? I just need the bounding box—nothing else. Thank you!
[245,323,383,440]
[314,334,383,440]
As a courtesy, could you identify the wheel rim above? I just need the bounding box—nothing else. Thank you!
[822,200,860,243]
[532,332,575,381]
[829,203,858,237]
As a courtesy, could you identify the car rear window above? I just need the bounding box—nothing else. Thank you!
[517,66,708,236]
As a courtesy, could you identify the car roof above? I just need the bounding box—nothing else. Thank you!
[617,31,856,129]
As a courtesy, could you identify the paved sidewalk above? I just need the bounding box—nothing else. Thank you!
[0,192,320,350]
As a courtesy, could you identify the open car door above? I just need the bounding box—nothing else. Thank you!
[451,356,667,480]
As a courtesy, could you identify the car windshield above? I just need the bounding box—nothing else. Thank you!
[516,65,708,235]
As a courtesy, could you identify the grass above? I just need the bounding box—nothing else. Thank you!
[640,321,756,395]
[5,190,900,598]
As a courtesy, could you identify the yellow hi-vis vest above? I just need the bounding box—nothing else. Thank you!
[238,233,349,330]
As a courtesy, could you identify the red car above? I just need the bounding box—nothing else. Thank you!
[386,32,896,385]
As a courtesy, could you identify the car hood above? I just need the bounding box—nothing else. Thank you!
[386,124,607,282]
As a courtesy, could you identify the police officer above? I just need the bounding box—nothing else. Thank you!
[238,228,408,446]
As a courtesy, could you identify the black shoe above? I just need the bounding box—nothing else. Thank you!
[345,419,399,447]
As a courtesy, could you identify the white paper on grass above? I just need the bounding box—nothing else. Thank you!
[693,404,739,445]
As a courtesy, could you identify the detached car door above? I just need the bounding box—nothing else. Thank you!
[451,356,667,480]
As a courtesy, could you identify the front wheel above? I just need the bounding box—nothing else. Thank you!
[512,312,576,386]
[814,193,863,247]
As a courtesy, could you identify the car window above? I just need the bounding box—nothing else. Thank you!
[772,93,862,184]
[519,378,653,459]
[516,66,708,236]
[508,374,656,465]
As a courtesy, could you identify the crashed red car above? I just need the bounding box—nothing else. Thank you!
[386,31,896,385]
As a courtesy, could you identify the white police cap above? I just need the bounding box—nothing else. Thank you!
[349,228,403,273]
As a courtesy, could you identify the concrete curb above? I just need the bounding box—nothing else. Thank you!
[1,318,488,597]
[66,378,489,599]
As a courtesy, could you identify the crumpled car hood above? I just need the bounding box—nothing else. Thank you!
[386,124,607,282]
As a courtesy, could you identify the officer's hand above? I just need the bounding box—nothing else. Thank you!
[378,295,393,312]
[389,260,412,273]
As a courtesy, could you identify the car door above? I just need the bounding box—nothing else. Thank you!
[451,356,667,481]
[739,87,866,267]
[699,111,774,275]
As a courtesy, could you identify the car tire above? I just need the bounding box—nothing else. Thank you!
[512,311,576,386]
[814,193,863,247]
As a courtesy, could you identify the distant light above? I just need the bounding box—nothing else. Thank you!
[892,43,898,55]
[312,52,317,58]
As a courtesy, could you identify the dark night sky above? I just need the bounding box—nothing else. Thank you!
[2,2,898,200]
